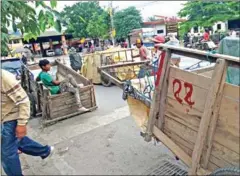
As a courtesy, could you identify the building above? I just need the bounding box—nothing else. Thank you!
[7,28,73,57]
[142,15,186,36]
[8,30,24,50]
[189,22,227,35]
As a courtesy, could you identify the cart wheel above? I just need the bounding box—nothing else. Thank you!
[101,75,112,87]
[27,92,37,118]
[210,167,240,175]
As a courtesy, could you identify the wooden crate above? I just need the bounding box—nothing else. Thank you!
[37,60,97,126]
[145,44,240,175]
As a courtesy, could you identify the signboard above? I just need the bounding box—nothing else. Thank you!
[166,23,178,34]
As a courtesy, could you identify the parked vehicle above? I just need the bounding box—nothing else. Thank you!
[1,58,34,80]
[46,49,55,57]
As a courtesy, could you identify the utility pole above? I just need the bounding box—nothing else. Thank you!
[109,1,115,46]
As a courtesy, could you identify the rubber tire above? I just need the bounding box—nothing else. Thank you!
[210,167,240,175]
[101,75,112,87]
[27,92,37,118]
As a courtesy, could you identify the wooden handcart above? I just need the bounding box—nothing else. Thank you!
[23,60,97,126]
[98,44,240,175]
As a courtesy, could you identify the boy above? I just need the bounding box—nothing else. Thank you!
[36,59,88,112]
[1,69,54,176]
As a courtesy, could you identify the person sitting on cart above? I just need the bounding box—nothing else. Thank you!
[36,59,88,113]
[131,39,151,78]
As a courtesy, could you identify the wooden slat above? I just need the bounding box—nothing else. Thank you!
[153,126,192,167]
[209,154,235,169]
[164,128,195,151]
[157,50,172,129]
[210,142,240,167]
[201,62,227,169]
[222,83,240,100]
[192,66,215,74]
[164,118,198,144]
[167,77,209,112]
[169,67,212,89]
[189,59,227,175]
[100,70,123,88]
[145,50,171,141]
[213,127,240,154]
[43,106,98,126]
[199,70,213,78]
[98,60,149,70]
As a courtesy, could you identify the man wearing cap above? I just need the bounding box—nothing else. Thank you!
[131,39,151,78]
[132,39,150,61]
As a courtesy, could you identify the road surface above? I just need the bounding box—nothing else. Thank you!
[15,85,187,175]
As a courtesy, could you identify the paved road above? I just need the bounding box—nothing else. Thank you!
[15,85,187,175]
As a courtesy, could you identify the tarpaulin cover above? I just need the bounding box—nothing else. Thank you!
[218,37,240,86]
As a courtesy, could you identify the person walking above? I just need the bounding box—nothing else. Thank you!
[1,69,54,176]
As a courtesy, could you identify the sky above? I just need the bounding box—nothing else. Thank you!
[52,1,186,21]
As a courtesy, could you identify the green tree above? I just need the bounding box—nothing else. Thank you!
[86,12,109,39]
[1,0,60,55]
[61,1,110,38]
[147,16,156,22]
[178,1,240,34]
[113,6,142,39]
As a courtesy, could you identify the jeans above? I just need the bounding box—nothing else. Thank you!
[1,120,50,176]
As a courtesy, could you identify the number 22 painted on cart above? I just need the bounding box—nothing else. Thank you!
[172,79,195,108]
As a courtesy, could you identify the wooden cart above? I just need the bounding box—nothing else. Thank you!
[82,47,148,86]
[24,60,97,126]
[99,44,240,175]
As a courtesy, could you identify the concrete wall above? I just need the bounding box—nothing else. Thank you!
[154,24,166,36]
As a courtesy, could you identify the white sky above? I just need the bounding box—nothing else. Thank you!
[53,1,186,21]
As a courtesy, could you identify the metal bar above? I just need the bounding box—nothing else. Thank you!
[156,44,240,64]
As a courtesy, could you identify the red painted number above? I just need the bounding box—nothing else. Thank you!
[173,79,195,107]
[173,79,183,104]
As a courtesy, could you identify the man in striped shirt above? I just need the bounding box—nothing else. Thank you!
[1,69,54,176]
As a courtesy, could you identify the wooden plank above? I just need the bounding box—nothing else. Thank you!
[156,44,240,64]
[192,66,215,74]
[209,154,235,169]
[157,50,172,130]
[213,127,240,154]
[43,106,98,127]
[207,162,219,172]
[199,70,213,78]
[189,59,227,175]
[56,60,90,85]
[98,60,149,70]
[100,70,123,88]
[164,118,198,144]
[51,101,93,118]
[169,67,212,89]
[201,62,227,169]
[145,50,170,141]
[167,77,209,112]
[222,83,240,99]
[211,142,240,167]
[164,128,195,151]
[153,126,192,167]
[165,106,201,132]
